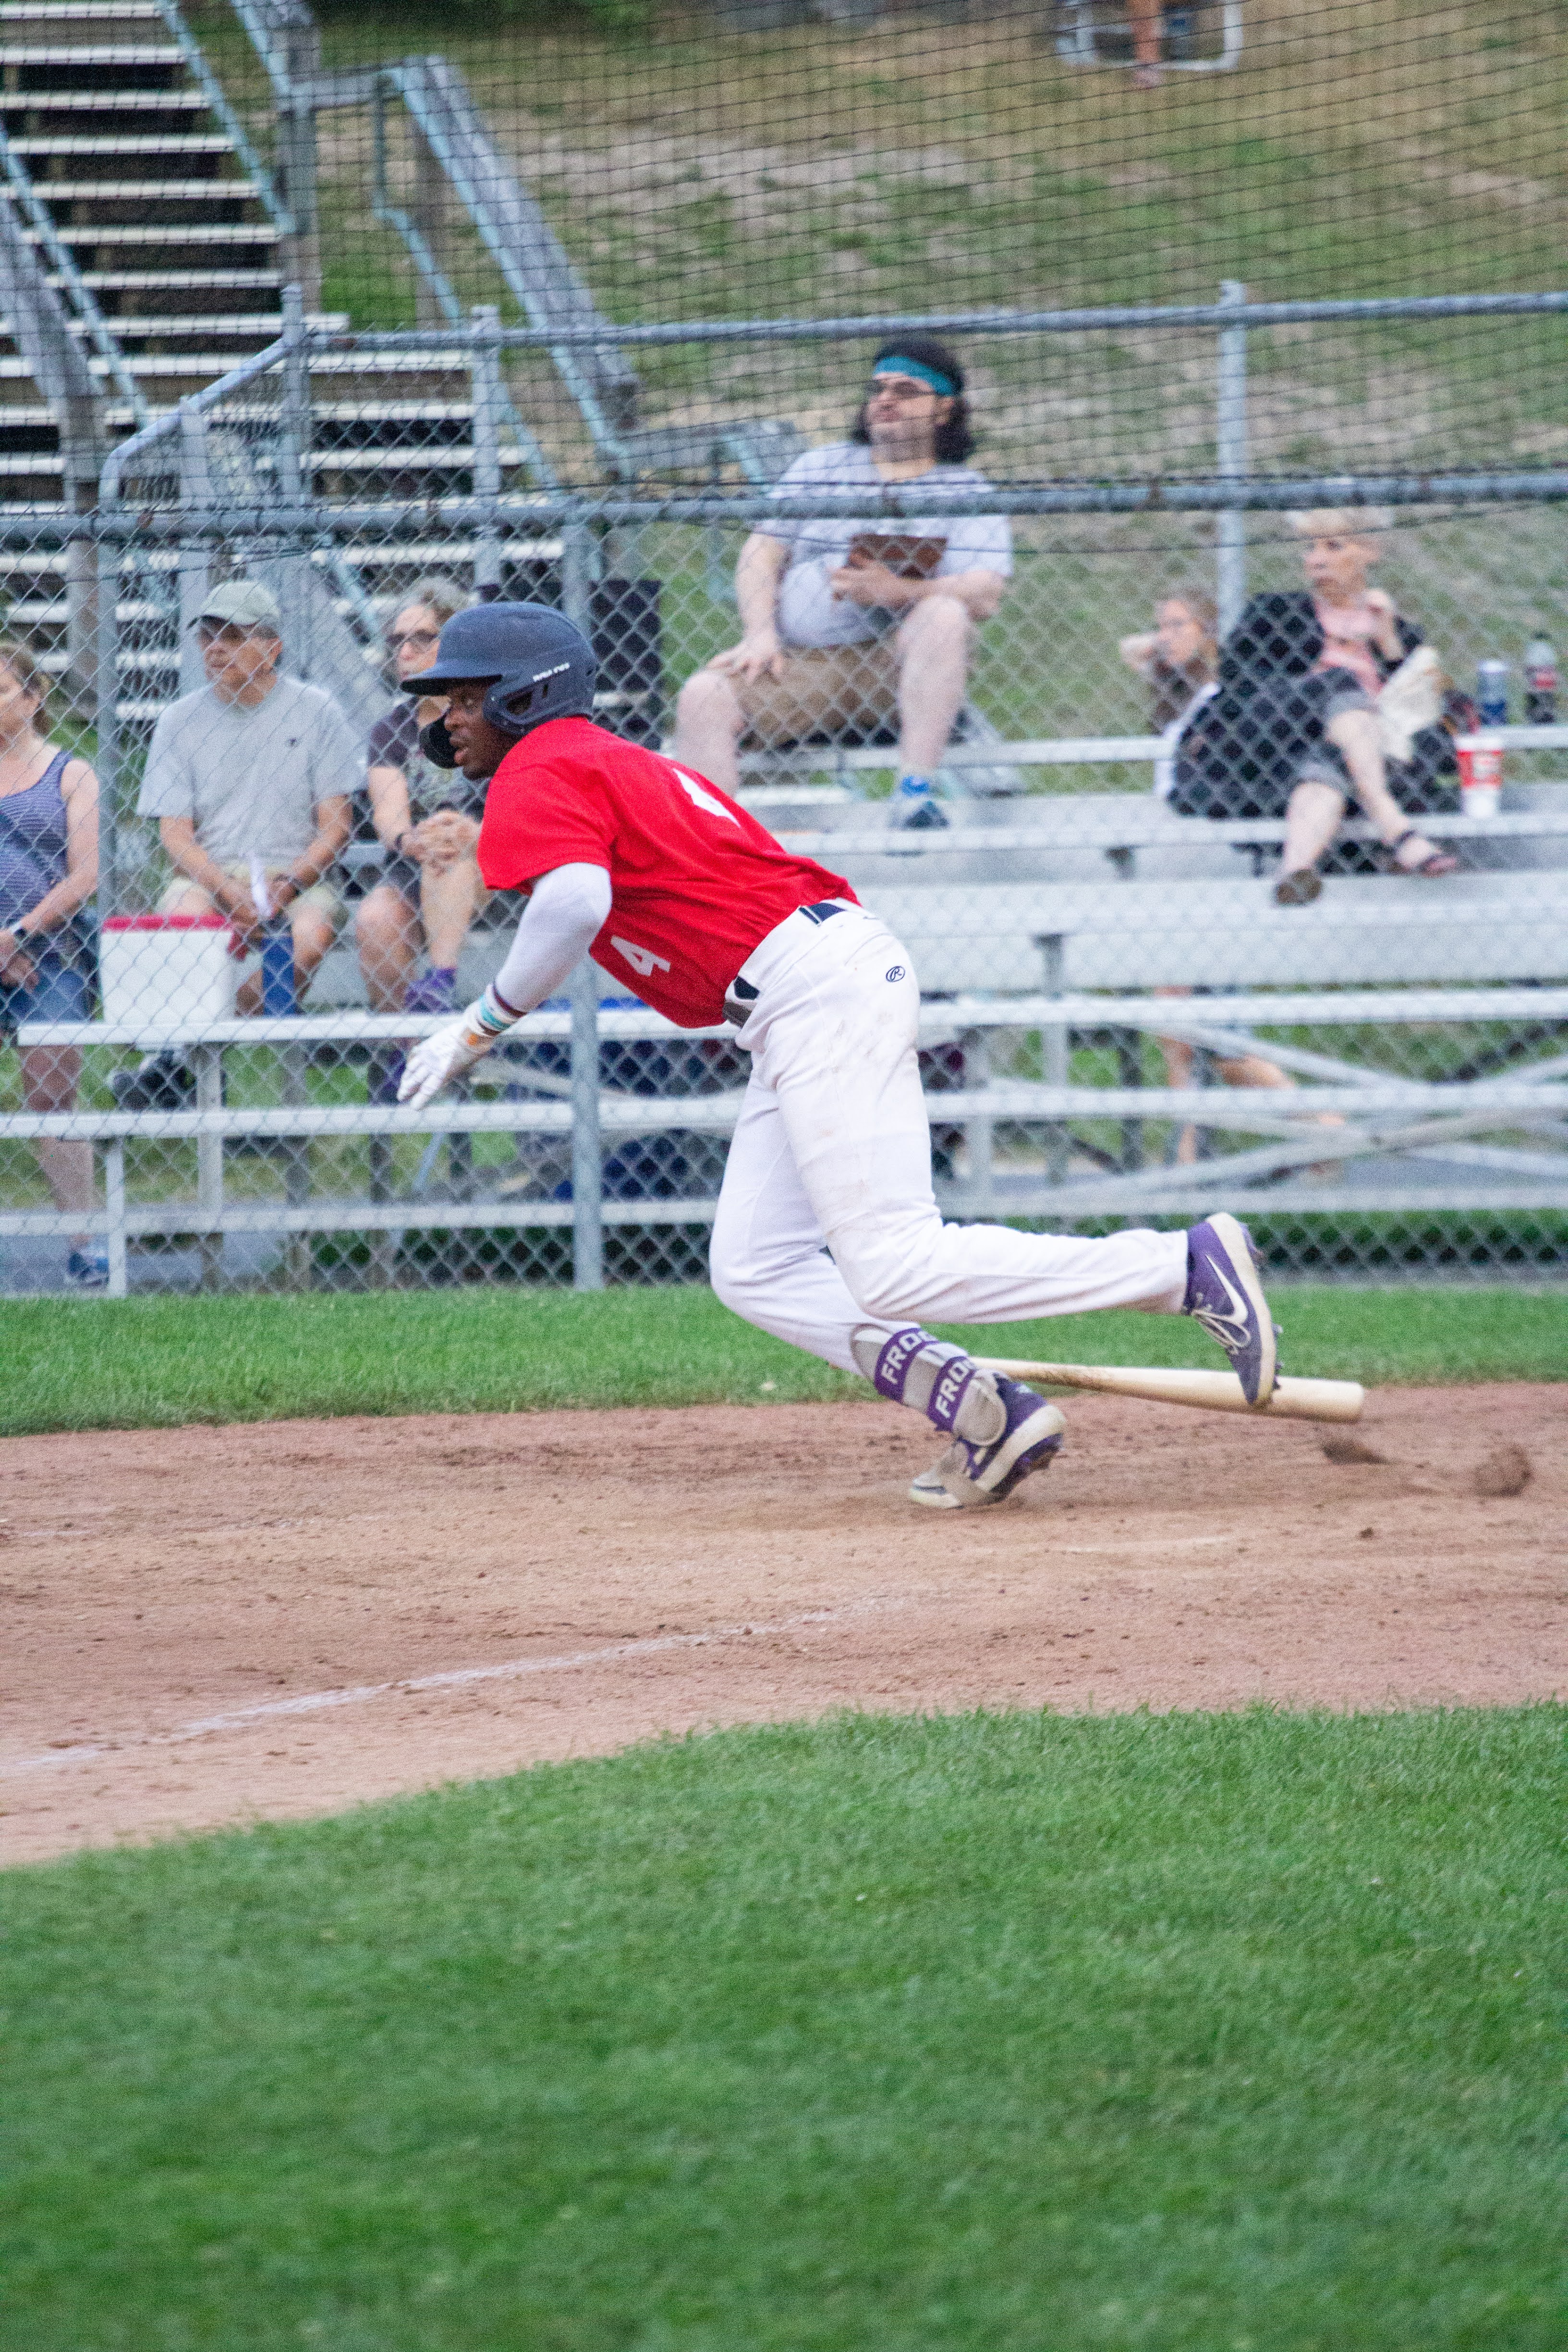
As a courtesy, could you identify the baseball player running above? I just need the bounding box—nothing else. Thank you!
[401,604,1278,1509]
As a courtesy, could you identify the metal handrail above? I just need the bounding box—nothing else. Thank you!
[365,99,559,490]
[368,72,462,328]
[97,332,291,500]
[94,321,291,914]
[4,1079,1564,1143]
[378,56,639,474]
[23,986,1568,1047]
[0,128,146,420]
[11,283,1568,524]
[224,0,304,106]
[306,287,1568,352]
[152,0,293,235]
[59,472,1568,531]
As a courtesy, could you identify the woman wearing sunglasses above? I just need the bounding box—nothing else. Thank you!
[356,577,495,1091]
[672,336,1010,832]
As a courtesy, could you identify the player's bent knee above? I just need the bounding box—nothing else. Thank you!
[706,1225,749,1309]
[827,1211,952,1325]
[709,1255,767,1328]
[832,1251,927,1327]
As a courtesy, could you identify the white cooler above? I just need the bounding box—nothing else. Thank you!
[100,912,239,1031]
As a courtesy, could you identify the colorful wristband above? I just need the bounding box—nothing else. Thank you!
[468,983,521,1043]
[475,983,521,1036]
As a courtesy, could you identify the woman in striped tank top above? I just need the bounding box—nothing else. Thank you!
[0,637,102,1287]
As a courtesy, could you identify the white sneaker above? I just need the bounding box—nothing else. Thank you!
[909,1462,961,1509]
[888,776,948,831]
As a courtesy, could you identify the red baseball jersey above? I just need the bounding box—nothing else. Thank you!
[477,716,856,1028]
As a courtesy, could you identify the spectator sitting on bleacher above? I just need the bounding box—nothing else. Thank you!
[354,578,492,1097]
[116,582,356,1108]
[671,336,1010,832]
[1170,509,1459,905]
[1120,585,1299,1158]
[0,636,104,1287]
[1119,583,1217,727]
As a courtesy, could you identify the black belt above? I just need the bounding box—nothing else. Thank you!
[723,900,845,1026]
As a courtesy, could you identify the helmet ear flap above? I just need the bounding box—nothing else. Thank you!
[483,678,535,735]
[419,713,459,769]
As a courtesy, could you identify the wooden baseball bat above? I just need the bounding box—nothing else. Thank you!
[972,1358,1364,1424]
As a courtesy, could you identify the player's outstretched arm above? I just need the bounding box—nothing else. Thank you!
[399,863,611,1111]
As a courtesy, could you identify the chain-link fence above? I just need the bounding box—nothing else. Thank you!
[0,304,1565,1297]
[168,0,1568,494]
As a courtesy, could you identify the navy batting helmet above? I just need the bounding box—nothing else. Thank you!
[404,600,597,767]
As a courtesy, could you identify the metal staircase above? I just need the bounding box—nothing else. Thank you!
[0,0,805,748]
[375,52,804,491]
[0,0,514,718]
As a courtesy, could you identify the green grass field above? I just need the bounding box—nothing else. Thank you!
[3,1707,1563,2349]
[0,1282,1564,1436]
[5,1275,1559,2340]
[5,1292,1561,2340]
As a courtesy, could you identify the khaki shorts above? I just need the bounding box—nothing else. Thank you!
[373,849,492,922]
[160,860,342,929]
[728,641,900,747]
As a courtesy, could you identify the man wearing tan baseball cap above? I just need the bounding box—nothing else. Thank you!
[140,579,355,978]
[116,579,357,1105]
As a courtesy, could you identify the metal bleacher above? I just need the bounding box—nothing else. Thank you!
[0,0,811,751]
[0,0,541,726]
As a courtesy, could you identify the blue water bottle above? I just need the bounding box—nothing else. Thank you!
[260,922,296,1015]
[1477,658,1510,727]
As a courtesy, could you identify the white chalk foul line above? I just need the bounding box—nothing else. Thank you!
[0,1597,910,1779]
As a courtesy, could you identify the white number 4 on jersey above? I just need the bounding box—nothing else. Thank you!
[612,935,672,977]
[669,765,741,825]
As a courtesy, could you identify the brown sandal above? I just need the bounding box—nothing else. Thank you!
[1387,827,1458,877]
[1273,867,1323,906]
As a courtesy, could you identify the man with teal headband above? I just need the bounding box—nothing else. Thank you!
[672,335,1010,830]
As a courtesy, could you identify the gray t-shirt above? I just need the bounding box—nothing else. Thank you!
[759,441,1013,648]
[138,674,359,864]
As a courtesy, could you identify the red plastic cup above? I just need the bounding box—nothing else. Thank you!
[1456,736,1504,818]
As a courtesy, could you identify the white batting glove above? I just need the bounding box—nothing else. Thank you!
[398,987,519,1111]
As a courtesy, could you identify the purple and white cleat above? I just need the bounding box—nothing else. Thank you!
[850,1325,1066,1510]
[912,1376,1066,1511]
[1183,1212,1278,1406]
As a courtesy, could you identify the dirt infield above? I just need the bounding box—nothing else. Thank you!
[1,1385,1562,1866]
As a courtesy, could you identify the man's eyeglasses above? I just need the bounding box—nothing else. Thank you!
[868,377,939,402]
[389,629,440,653]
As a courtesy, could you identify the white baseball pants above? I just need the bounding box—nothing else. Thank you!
[708,901,1188,1374]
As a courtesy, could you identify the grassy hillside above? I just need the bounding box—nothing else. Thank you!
[192,0,1568,477]
[290,0,1568,323]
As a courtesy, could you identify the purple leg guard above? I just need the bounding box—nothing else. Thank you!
[851,1324,1006,1445]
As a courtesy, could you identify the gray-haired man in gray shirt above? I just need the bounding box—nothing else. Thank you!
[138,580,355,1007]
[114,581,356,1106]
